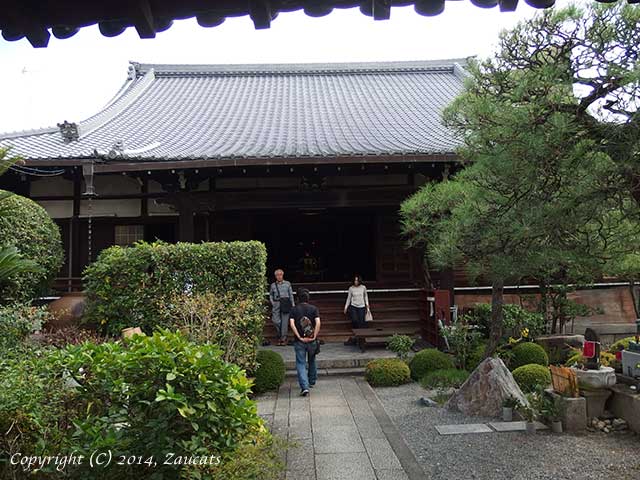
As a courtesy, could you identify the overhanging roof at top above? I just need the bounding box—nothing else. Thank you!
[0,59,467,166]
[2,0,635,49]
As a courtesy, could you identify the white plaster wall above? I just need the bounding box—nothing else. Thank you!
[30,176,73,196]
[80,198,140,217]
[94,175,141,195]
[148,199,178,216]
[37,200,73,218]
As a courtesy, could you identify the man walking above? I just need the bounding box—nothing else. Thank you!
[289,288,321,396]
[269,268,295,346]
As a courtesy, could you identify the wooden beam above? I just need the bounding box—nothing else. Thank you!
[132,0,156,38]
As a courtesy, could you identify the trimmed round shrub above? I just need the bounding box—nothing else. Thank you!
[466,342,487,371]
[0,190,63,302]
[253,349,285,394]
[512,364,551,393]
[409,348,454,381]
[420,368,469,389]
[510,342,549,370]
[365,358,411,387]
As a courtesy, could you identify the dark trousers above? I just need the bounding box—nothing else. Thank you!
[348,305,367,329]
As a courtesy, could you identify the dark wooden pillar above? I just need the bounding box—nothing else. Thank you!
[178,206,195,242]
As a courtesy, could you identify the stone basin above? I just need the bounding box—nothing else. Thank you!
[572,366,617,390]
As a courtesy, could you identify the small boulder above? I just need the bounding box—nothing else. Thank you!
[445,357,528,417]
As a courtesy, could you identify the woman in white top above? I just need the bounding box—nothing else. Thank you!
[344,275,370,345]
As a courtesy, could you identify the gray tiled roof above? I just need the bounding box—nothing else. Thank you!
[0,59,468,163]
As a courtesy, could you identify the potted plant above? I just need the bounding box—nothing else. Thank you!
[542,394,564,434]
[502,396,519,422]
[517,397,537,435]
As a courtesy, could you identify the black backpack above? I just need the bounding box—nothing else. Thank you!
[275,282,292,314]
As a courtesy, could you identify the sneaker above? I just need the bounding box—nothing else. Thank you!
[301,389,309,397]
[310,384,316,389]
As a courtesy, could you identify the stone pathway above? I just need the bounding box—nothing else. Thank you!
[257,377,425,480]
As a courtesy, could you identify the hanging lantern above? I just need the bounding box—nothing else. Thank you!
[414,0,445,17]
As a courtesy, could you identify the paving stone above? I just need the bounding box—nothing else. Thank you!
[434,423,494,435]
[258,399,277,415]
[286,469,317,480]
[375,470,409,480]
[315,452,376,480]
[488,421,549,432]
[311,407,356,429]
[363,438,402,470]
[313,425,365,454]
[287,438,314,471]
[354,416,386,439]
[310,395,348,408]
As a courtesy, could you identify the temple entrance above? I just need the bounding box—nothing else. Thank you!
[252,209,376,284]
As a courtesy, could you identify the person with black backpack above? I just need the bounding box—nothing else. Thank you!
[269,268,295,346]
[289,288,321,396]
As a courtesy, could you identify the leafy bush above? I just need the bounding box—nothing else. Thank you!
[466,303,545,339]
[565,348,616,368]
[440,314,483,370]
[609,336,636,352]
[184,430,286,480]
[160,291,266,372]
[409,349,454,381]
[466,342,487,371]
[420,368,469,389]
[83,240,266,338]
[387,334,415,360]
[512,364,551,393]
[36,325,109,349]
[253,350,285,394]
[0,303,51,352]
[0,190,64,302]
[510,342,549,370]
[365,358,411,387]
[0,347,80,479]
[53,329,263,478]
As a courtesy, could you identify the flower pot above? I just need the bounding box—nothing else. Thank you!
[121,327,143,339]
[525,421,536,435]
[502,407,513,422]
[551,420,563,434]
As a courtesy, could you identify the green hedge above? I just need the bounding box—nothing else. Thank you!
[512,364,551,393]
[253,350,286,394]
[83,240,267,336]
[409,349,454,381]
[365,358,411,387]
[0,190,63,302]
[510,342,549,370]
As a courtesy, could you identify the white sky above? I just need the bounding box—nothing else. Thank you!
[0,0,576,134]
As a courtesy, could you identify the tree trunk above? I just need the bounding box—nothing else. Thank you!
[485,278,504,357]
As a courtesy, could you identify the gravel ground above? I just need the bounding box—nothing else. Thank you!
[375,382,640,480]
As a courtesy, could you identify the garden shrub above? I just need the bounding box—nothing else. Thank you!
[53,329,263,478]
[185,430,287,480]
[387,334,415,360]
[512,364,551,393]
[0,347,80,479]
[440,314,483,370]
[160,292,265,372]
[467,303,545,339]
[510,342,549,370]
[83,241,267,368]
[466,342,487,371]
[409,348,454,381]
[565,348,616,368]
[609,336,636,352]
[0,303,51,352]
[420,368,469,389]
[365,358,411,387]
[253,349,285,394]
[0,190,64,302]
[36,325,109,349]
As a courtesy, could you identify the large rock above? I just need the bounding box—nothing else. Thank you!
[445,357,528,417]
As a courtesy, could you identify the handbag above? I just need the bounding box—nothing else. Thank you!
[275,282,292,314]
[365,309,373,322]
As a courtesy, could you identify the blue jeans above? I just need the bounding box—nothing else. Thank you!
[294,340,317,391]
